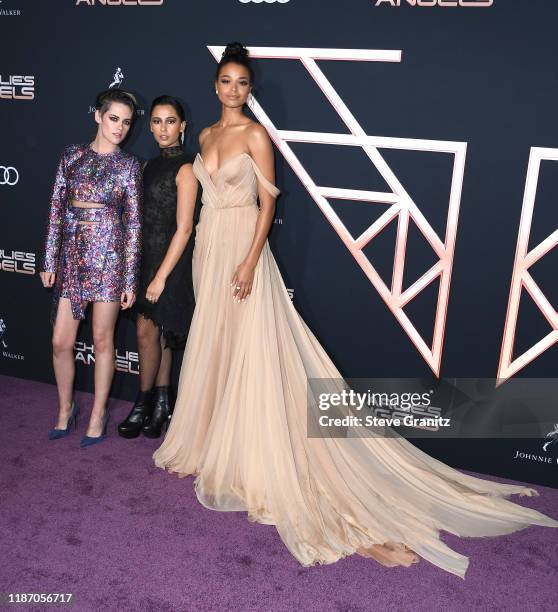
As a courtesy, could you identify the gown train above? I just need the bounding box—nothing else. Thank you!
[153,152,558,578]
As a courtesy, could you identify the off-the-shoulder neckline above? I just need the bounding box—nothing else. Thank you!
[196,152,251,182]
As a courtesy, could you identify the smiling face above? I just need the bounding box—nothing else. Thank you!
[94,101,133,146]
[215,62,251,108]
[150,104,185,148]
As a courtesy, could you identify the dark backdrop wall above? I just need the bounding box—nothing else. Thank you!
[1,0,557,487]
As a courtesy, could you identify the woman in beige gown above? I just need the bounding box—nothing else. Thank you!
[153,43,558,578]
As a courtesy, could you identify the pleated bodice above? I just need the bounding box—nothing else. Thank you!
[193,153,279,209]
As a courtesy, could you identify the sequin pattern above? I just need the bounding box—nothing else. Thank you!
[41,144,142,322]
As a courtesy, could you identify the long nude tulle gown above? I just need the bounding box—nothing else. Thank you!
[153,152,558,578]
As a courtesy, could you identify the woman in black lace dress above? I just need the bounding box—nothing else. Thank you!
[118,95,198,439]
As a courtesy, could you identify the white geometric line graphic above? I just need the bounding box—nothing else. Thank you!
[498,147,558,383]
[209,46,467,375]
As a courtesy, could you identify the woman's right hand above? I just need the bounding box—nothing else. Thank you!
[40,271,56,288]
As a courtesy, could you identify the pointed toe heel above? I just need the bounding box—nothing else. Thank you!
[48,401,80,440]
[80,411,110,448]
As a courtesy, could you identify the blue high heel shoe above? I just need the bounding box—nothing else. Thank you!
[48,401,79,440]
[80,410,110,448]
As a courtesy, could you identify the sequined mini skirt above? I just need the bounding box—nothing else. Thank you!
[59,209,126,304]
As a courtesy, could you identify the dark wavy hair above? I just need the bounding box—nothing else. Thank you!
[95,88,137,118]
[150,94,186,122]
[215,42,254,83]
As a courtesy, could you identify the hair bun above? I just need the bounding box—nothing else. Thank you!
[216,41,254,83]
[222,42,248,60]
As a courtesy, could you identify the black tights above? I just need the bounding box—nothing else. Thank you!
[136,314,171,392]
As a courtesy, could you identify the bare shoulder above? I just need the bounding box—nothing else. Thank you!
[180,161,198,177]
[246,123,272,158]
[246,122,270,144]
[198,125,216,148]
[175,162,198,185]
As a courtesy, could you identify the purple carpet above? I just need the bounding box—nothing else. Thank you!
[1,374,556,612]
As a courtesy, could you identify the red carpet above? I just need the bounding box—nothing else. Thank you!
[1,375,556,611]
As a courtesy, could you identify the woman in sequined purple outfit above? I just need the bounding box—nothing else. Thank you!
[39,89,142,445]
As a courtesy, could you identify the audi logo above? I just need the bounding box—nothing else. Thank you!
[0,166,19,186]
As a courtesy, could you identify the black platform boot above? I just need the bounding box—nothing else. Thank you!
[142,386,173,438]
[117,389,154,439]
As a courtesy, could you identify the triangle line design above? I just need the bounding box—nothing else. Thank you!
[498,147,558,383]
[208,46,467,376]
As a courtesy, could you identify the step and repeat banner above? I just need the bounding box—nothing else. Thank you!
[1,0,557,486]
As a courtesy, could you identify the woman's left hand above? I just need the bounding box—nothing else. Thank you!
[231,261,255,302]
[146,276,165,303]
[121,291,136,310]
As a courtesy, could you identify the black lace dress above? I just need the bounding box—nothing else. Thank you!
[135,145,196,349]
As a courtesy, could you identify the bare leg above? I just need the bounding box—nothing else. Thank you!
[136,314,162,392]
[155,338,172,387]
[87,301,120,437]
[52,298,82,428]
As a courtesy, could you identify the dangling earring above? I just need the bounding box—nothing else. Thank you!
[180,130,184,145]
